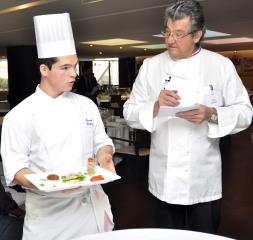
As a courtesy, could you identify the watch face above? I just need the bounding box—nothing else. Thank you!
[211,113,218,121]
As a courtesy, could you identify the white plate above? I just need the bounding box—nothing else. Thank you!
[24,166,121,192]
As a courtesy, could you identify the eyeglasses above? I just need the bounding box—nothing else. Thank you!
[161,30,194,41]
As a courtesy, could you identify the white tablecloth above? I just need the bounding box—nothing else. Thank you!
[106,119,131,149]
[106,118,131,165]
[74,228,235,240]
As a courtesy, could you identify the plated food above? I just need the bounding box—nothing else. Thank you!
[87,157,95,176]
[90,175,104,182]
[47,174,59,180]
[25,166,121,192]
[61,172,86,183]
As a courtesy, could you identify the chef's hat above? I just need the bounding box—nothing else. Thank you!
[33,13,76,59]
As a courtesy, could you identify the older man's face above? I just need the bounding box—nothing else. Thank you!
[165,16,202,60]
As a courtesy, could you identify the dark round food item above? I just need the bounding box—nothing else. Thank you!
[47,174,59,180]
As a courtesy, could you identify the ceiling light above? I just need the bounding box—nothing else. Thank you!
[81,38,148,46]
[203,37,253,45]
[132,44,166,50]
[0,0,60,15]
[81,0,103,4]
[204,30,230,38]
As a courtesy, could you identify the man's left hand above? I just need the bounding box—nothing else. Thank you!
[97,153,116,174]
[176,104,212,124]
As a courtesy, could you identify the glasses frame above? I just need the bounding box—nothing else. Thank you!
[161,29,195,41]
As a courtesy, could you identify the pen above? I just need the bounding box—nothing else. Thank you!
[164,76,171,89]
[166,73,185,80]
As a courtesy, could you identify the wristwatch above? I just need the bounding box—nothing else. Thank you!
[209,108,218,124]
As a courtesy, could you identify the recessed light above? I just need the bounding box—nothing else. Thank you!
[0,0,60,15]
[81,38,148,46]
[203,37,253,45]
[81,0,103,5]
[132,44,166,50]
[204,30,230,38]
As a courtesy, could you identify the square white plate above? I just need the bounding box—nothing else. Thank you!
[24,166,121,192]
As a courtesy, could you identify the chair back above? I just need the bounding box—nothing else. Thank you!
[110,94,124,117]
[132,129,151,149]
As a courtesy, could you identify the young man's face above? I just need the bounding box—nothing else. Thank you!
[40,54,78,98]
[165,16,202,60]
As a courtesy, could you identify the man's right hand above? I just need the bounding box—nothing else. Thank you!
[153,89,181,117]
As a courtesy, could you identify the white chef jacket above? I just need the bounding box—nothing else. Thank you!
[124,49,253,205]
[1,86,114,239]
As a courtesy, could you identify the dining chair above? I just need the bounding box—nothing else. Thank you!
[250,94,253,125]
[110,95,124,117]
[111,129,151,180]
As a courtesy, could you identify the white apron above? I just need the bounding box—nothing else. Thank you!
[23,187,114,240]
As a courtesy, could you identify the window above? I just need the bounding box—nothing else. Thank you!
[93,58,119,86]
[0,59,8,90]
[0,58,8,102]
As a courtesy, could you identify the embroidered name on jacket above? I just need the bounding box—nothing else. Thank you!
[85,118,93,126]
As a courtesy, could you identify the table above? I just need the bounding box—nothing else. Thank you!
[105,117,131,165]
[106,118,130,147]
[73,228,235,240]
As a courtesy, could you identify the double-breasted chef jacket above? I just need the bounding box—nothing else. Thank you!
[124,49,253,205]
[1,86,114,240]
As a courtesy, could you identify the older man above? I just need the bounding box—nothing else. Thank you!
[124,0,253,233]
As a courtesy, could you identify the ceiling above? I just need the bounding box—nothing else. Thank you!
[0,0,253,59]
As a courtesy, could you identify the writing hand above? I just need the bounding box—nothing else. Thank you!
[153,89,181,117]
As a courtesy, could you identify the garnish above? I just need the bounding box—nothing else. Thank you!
[90,175,104,182]
[61,172,86,183]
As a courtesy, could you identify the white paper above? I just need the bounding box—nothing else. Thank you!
[164,75,198,107]
[158,104,199,117]
[24,166,121,192]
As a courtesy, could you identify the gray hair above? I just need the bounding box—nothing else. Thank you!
[164,0,206,37]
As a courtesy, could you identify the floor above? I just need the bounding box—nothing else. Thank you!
[103,125,253,240]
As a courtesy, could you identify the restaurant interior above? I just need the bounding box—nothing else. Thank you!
[0,0,253,240]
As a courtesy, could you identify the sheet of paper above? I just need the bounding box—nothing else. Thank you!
[158,104,199,117]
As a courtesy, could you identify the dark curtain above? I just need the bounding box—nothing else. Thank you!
[78,61,93,76]
[7,46,40,109]
[118,57,136,88]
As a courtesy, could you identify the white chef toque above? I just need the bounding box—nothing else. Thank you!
[33,13,76,59]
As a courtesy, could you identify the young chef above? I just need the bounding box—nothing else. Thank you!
[1,13,115,240]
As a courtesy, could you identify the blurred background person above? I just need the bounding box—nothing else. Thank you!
[75,65,99,105]
[0,181,25,240]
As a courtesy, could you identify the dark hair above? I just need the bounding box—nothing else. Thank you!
[37,57,58,70]
[164,0,206,40]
